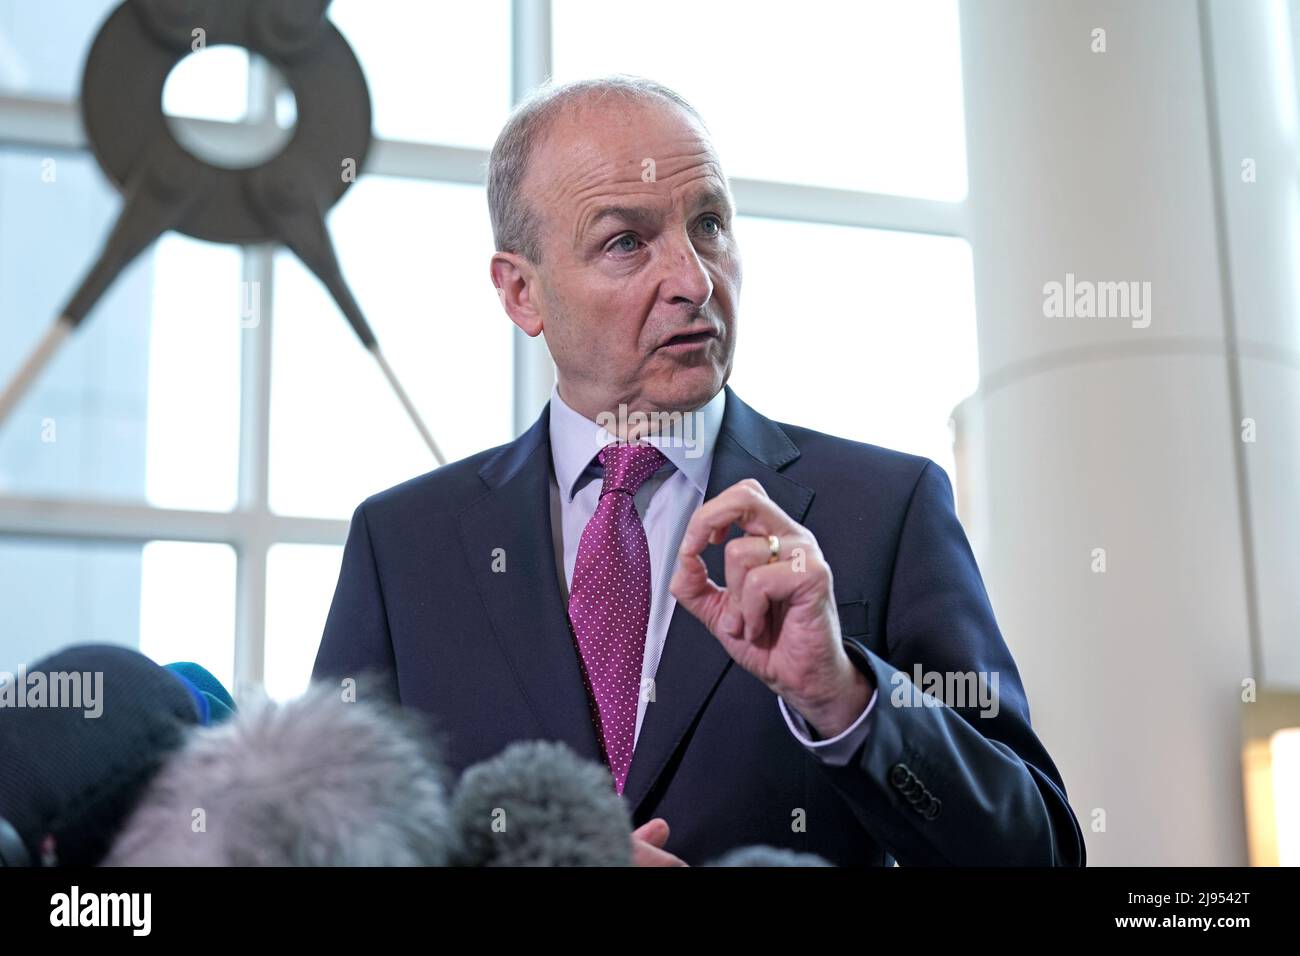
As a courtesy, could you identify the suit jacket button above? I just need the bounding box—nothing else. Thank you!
[925,799,942,820]
[890,763,910,788]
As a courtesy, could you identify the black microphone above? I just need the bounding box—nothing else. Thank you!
[0,644,202,866]
[105,681,456,866]
[450,740,633,866]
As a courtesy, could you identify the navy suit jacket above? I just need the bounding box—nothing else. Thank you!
[313,386,1086,866]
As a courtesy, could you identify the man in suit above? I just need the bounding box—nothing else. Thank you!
[314,76,1085,867]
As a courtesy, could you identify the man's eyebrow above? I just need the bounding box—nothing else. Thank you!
[585,205,663,233]
[689,185,734,216]
[582,186,734,237]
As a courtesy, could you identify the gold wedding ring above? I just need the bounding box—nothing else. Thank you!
[766,534,781,564]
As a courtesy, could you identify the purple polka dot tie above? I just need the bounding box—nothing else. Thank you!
[567,440,667,795]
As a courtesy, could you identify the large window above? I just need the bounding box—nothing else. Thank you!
[552,0,969,201]
[0,0,977,699]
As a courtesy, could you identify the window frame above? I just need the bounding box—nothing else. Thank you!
[0,0,969,693]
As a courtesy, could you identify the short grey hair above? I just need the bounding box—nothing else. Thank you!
[486,75,710,265]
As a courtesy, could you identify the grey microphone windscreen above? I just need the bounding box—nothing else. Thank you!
[705,845,834,867]
[104,681,455,866]
[450,740,632,867]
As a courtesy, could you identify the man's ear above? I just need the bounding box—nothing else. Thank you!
[490,252,544,337]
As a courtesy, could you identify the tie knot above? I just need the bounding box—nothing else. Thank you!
[597,442,666,497]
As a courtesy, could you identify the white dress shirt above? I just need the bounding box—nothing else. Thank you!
[546,384,877,767]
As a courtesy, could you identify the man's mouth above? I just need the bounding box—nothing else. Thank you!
[658,328,718,351]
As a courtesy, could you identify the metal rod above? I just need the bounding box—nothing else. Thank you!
[370,343,446,466]
[0,315,74,430]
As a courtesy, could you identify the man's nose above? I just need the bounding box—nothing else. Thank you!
[659,230,714,309]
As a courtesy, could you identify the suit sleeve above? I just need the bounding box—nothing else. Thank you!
[312,501,401,702]
[810,460,1086,866]
[778,653,878,765]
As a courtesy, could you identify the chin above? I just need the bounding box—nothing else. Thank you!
[651,366,725,412]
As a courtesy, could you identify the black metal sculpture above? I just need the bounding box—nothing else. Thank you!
[0,0,445,463]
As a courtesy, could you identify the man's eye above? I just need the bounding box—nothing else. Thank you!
[699,215,723,236]
[609,233,641,254]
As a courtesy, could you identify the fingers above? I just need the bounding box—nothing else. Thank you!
[631,839,689,867]
[723,534,776,590]
[673,479,812,641]
[737,560,803,643]
[677,479,799,562]
[669,549,729,635]
[630,819,688,866]
[742,546,833,641]
[721,534,779,633]
[632,817,670,848]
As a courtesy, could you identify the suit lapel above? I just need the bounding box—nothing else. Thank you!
[457,389,816,808]
[621,387,814,819]
[457,405,602,764]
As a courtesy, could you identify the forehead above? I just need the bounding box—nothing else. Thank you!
[527,98,728,221]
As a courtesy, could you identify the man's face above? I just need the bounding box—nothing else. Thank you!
[516,98,741,417]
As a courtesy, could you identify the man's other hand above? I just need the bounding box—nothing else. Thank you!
[631,817,688,866]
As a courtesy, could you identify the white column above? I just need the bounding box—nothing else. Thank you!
[954,0,1261,865]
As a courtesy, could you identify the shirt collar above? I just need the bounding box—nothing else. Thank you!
[548,383,727,502]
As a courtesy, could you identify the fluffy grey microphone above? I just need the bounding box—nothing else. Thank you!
[450,740,632,866]
[705,845,834,867]
[103,682,456,866]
